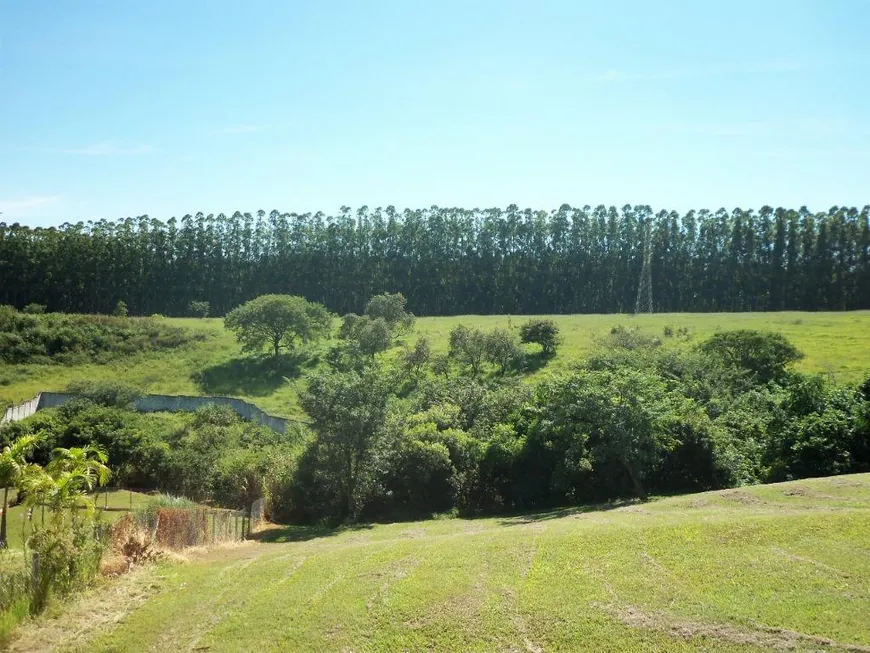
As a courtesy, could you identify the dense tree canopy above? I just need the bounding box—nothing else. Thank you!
[2,204,868,316]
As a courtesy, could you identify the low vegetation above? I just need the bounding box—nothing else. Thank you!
[283,325,870,524]
[2,311,870,421]
[0,430,246,645]
[6,304,867,533]
[0,438,112,641]
[0,306,195,366]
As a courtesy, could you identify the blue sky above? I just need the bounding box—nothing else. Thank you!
[1,0,869,226]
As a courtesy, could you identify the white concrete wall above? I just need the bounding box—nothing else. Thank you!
[1,394,41,424]
[1,391,305,433]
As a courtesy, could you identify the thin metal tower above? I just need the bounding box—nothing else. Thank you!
[635,221,654,313]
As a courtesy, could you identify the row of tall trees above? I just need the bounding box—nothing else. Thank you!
[1,205,868,316]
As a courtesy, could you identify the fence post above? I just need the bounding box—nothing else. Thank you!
[129,489,133,511]
[211,512,216,545]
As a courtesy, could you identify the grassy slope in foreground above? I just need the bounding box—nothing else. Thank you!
[18,474,870,653]
[2,311,869,420]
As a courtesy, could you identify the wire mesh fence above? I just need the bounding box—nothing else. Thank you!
[11,487,261,553]
[133,507,251,548]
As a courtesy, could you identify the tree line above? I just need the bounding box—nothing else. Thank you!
[1,204,869,316]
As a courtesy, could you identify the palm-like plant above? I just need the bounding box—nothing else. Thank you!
[22,446,111,525]
[46,445,111,489]
[0,434,42,548]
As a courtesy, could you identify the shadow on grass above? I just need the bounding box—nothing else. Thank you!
[194,352,318,396]
[253,499,646,545]
[250,522,374,544]
[493,498,644,526]
[520,351,556,374]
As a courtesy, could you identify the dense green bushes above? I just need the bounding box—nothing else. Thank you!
[285,328,870,522]
[3,401,305,516]
[66,379,141,408]
[0,306,196,364]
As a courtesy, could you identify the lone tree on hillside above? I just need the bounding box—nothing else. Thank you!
[224,294,332,359]
[700,330,803,384]
[364,292,415,332]
[519,319,561,356]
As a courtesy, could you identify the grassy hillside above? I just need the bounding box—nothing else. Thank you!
[2,311,869,420]
[11,474,870,652]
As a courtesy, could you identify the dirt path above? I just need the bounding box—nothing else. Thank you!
[5,542,264,653]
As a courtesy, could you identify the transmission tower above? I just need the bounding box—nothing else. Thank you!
[634,221,654,314]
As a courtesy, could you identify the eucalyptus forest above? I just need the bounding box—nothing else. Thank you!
[2,204,869,316]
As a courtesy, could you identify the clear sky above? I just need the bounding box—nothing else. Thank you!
[2,0,869,226]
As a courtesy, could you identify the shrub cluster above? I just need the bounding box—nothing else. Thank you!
[27,522,106,613]
[285,328,870,522]
[0,306,195,365]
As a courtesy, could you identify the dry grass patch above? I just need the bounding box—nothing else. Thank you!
[612,605,870,652]
[6,566,161,653]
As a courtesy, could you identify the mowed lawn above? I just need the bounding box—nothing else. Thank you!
[14,474,870,653]
[2,311,869,420]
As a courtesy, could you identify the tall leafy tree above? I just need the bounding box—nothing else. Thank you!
[224,294,332,359]
[300,367,391,517]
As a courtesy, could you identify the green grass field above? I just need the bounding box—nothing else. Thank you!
[10,474,870,652]
[2,311,869,420]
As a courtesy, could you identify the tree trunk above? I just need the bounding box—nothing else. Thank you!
[345,452,355,520]
[621,459,648,502]
[0,486,8,548]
